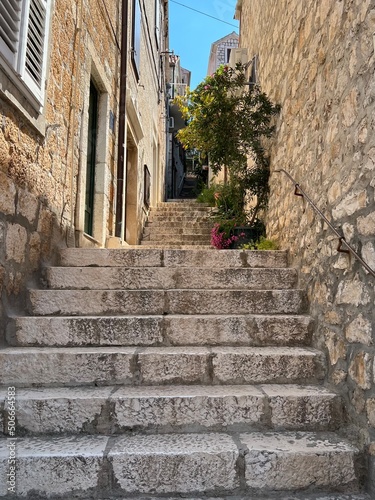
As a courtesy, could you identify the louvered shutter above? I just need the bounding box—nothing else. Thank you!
[0,0,22,66]
[25,0,46,87]
[21,0,48,101]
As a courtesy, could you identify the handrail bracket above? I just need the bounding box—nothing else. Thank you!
[275,168,375,278]
[294,184,304,197]
[337,237,350,254]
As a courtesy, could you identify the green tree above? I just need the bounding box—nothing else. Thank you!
[174,63,280,225]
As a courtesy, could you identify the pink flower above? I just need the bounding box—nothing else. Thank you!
[210,223,240,250]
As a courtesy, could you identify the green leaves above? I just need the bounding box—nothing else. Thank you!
[174,63,280,230]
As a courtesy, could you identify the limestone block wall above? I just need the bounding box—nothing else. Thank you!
[238,0,375,488]
[0,0,121,330]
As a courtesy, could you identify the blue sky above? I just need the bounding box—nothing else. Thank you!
[169,0,239,89]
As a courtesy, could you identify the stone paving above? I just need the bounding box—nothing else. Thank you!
[0,201,370,498]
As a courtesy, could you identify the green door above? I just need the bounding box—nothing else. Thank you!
[84,81,99,235]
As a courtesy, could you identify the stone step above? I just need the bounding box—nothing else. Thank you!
[145,229,211,236]
[152,205,212,212]
[145,221,212,229]
[136,244,213,249]
[0,432,360,496]
[59,248,289,268]
[141,238,211,245]
[147,215,212,222]
[240,431,360,492]
[0,384,341,435]
[8,314,312,347]
[142,234,211,243]
[0,346,324,387]
[144,225,212,234]
[27,289,307,316]
[45,267,298,290]
[161,201,211,206]
[90,496,371,500]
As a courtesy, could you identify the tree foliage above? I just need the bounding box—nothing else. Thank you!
[174,63,280,225]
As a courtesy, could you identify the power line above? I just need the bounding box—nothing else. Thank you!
[170,0,238,28]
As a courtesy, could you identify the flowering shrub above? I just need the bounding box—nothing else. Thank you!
[210,223,245,250]
[174,63,280,227]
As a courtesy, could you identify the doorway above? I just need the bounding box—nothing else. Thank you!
[84,81,99,235]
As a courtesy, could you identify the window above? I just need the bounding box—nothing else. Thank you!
[131,0,141,79]
[155,0,160,48]
[0,0,50,108]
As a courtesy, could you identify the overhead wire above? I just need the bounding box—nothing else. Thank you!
[170,0,238,28]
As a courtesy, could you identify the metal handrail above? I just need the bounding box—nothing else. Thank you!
[275,168,375,278]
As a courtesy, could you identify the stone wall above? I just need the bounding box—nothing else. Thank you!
[238,0,375,490]
[207,32,239,76]
[0,0,121,334]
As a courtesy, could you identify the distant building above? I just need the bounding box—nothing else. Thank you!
[207,31,239,75]
[166,55,191,199]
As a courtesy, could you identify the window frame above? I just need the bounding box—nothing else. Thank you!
[154,0,160,49]
[131,0,141,80]
[0,0,51,111]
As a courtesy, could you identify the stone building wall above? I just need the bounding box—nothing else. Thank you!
[238,0,375,489]
[1,0,121,327]
[0,0,168,327]
[207,32,239,76]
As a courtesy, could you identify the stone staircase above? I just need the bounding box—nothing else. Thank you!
[141,200,213,248]
[0,244,370,499]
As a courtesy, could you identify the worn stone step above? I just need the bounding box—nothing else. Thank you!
[8,314,312,347]
[146,230,211,236]
[150,204,212,217]
[59,248,289,268]
[45,267,298,290]
[142,234,211,243]
[0,432,360,496]
[141,238,211,245]
[0,385,341,435]
[144,226,212,235]
[27,289,306,316]
[147,215,212,222]
[132,244,213,249]
[240,431,359,492]
[153,203,210,207]
[159,201,211,207]
[145,221,212,229]
[0,346,324,387]
[95,496,371,500]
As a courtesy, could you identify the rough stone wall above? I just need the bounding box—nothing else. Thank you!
[0,0,120,330]
[239,0,375,490]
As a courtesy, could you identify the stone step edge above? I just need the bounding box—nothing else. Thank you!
[0,346,326,388]
[94,492,374,500]
[44,266,298,291]
[58,248,289,268]
[0,432,361,496]
[27,289,308,316]
[0,384,342,435]
[8,313,313,348]
[103,495,370,499]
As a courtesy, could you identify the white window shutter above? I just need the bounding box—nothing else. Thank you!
[25,0,46,86]
[20,0,48,101]
[0,0,22,66]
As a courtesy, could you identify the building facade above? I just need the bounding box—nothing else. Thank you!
[207,31,239,76]
[166,54,191,200]
[0,0,168,330]
[236,0,375,490]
